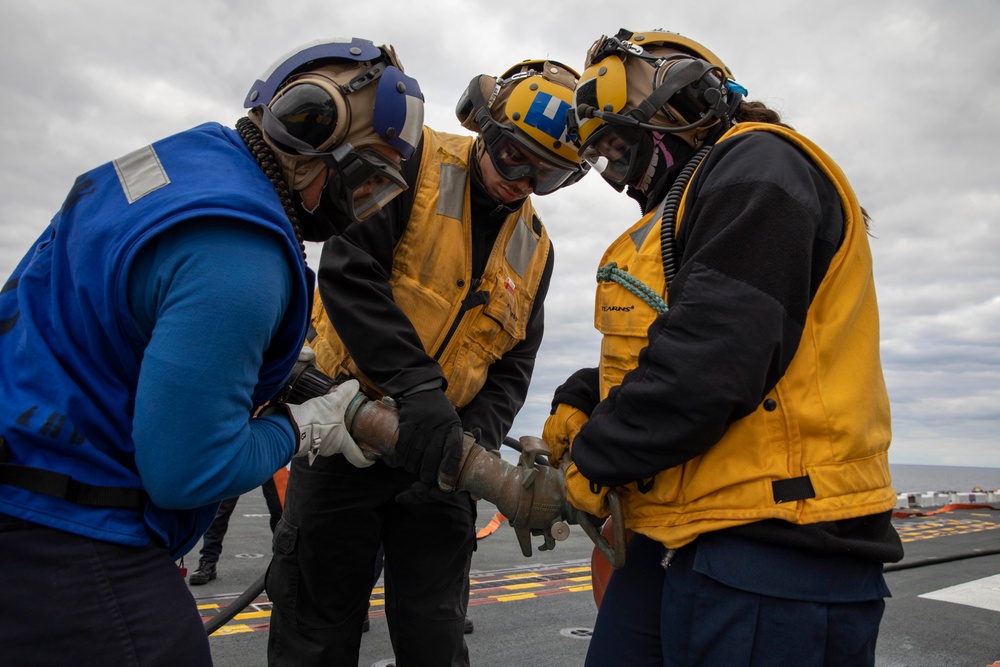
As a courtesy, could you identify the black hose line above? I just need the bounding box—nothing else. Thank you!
[203,540,1000,634]
[204,571,267,635]
[883,547,1000,573]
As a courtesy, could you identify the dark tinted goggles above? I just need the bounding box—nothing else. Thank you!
[268,83,341,151]
[260,105,407,222]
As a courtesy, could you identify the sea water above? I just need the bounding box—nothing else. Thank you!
[889,463,1000,494]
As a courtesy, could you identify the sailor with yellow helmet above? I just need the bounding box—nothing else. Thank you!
[543,29,903,665]
[267,59,586,666]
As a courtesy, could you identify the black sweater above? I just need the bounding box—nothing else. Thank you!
[316,134,553,451]
[573,130,902,562]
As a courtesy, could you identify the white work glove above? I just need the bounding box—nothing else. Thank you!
[298,345,316,364]
[286,379,374,467]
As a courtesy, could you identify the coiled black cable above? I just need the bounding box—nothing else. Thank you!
[659,145,712,286]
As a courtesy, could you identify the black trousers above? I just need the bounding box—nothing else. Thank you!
[266,455,476,667]
[0,512,211,666]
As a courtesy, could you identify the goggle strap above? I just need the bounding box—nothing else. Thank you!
[465,75,506,148]
[259,105,327,156]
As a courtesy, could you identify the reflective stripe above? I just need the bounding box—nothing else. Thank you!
[629,217,656,251]
[437,163,466,220]
[505,215,538,278]
[400,95,424,154]
[113,145,170,204]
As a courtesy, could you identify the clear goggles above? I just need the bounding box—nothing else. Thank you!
[577,123,645,188]
[325,142,408,221]
[260,85,407,221]
[483,133,581,195]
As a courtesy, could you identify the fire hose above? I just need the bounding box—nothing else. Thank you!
[204,360,625,635]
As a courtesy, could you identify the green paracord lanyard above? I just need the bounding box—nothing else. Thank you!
[595,263,669,314]
[595,145,714,317]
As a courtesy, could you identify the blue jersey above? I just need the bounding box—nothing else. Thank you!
[0,123,311,555]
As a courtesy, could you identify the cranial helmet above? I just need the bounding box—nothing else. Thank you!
[570,29,746,189]
[245,38,425,222]
[456,59,587,194]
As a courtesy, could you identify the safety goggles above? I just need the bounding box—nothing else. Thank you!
[260,93,408,222]
[325,143,408,221]
[577,122,645,188]
[268,82,344,151]
[483,133,581,195]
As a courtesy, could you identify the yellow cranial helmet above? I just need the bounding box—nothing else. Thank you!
[570,29,746,188]
[456,59,588,194]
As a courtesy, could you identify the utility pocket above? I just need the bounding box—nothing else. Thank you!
[267,518,301,624]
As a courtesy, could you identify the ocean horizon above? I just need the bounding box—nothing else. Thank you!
[889,463,1000,494]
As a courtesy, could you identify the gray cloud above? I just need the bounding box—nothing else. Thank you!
[2,0,997,465]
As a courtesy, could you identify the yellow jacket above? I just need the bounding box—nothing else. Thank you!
[311,128,551,408]
[567,122,895,548]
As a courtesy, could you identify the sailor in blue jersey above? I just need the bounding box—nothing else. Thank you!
[0,38,423,666]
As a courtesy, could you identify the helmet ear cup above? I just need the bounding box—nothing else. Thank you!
[457,75,499,134]
[652,58,726,127]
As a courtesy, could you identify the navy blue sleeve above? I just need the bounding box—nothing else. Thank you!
[126,218,297,509]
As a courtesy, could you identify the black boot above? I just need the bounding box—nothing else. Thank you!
[464,617,474,634]
[189,561,217,585]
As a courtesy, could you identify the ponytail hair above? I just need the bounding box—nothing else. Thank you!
[732,100,793,129]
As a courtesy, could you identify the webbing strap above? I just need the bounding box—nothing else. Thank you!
[772,476,816,504]
[0,437,146,509]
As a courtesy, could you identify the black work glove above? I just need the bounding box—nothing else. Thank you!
[392,387,464,490]
[395,480,456,505]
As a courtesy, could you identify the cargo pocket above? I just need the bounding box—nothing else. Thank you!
[266,517,301,624]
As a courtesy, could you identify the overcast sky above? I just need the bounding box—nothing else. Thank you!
[2,1,997,467]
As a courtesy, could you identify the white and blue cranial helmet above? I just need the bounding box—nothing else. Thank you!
[246,38,425,222]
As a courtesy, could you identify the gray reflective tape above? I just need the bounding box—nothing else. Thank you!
[505,216,538,278]
[437,163,466,220]
[400,95,423,153]
[630,218,657,251]
[113,145,170,204]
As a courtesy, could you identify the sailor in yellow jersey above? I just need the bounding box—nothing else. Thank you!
[267,59,587,666]
[543,29,903,666]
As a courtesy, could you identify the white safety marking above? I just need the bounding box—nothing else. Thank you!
[543,95,562,119]
[919,573,1000,612]
[559,627,593,640]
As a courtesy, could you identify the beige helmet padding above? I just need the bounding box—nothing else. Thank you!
[250,60,399,194]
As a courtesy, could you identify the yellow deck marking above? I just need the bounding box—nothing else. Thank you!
[212,624,256,636]
[495,592,537,602]
[234,610,270,621]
